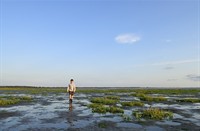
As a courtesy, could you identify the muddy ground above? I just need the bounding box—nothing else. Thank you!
[0,89,200,131]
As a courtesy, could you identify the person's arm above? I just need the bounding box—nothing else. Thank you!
[67,84,69,92]
[74,84,76,92]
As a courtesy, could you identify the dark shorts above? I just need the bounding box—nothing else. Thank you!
[69,91,74,95]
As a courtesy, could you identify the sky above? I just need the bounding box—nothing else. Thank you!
[0,0,199,87]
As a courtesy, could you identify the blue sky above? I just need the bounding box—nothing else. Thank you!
[1,0,199,87]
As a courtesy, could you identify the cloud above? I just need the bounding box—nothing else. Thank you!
[133,59,199,67]
[186,74,200,81]
[115,33,140,44]
[150,59,199,66]
[164,66,174,70]
[165,39,171,43]
[167,79,177,81]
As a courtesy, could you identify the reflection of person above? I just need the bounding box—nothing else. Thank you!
[67,79,76,103]
[69,102,73,111]
[68,102,73,126]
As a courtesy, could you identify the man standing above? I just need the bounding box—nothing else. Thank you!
[67,79,76,103]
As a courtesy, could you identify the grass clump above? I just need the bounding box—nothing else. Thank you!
[88,103,124,114]
[109,106,124,113]
[92,105,109,114]
[131,93,146,97]
[18,96,32,101]
[0,99,20,106]
[122,114,132,121]
[140,95,167,102]
[133,108,173,120]
[121,101,144,107]
[131,93,167,102]
[91,97,119,105]
[0,96,33,106]
[98,121,108,128]
[176,98,200,103]
[105,96,120,100]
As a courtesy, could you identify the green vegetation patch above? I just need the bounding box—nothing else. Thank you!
[133,108,173,120]
[122,114,132,121]
[0,99,20,106]
[98,122,107,128]
[176,98,200,103]
[140,95,167,102]
[121,101,144,107]
[88,103,124,114]
[131,93,167,102]
[105,96,120,100]
[91,97,119,105]
[0,87,200,95]
[109,106,124,113]
[0,96,33,106]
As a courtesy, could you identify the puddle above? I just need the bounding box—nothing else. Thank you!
[156,120,181,126]
[145,126,165,131]
[117,122,142,128]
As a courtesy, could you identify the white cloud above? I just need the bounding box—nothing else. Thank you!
[115,33,140,44]
[186,74,200,81]
[133,59,199,67]
[150,59,199,66]
[165,39,171,43]
[164,66,174,70]
[167,79,177,81]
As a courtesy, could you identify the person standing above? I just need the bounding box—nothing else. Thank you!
[67,79,76,103]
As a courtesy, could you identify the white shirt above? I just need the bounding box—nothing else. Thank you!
[67,83,76,92]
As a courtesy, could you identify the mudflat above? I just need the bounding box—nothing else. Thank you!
[0,87,200,131]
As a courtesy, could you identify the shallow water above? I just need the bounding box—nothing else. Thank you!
[0,92,200,130]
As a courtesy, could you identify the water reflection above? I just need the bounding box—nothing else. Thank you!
[69,102,73,111]
[67,101,74,126]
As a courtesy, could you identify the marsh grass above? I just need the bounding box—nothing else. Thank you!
[140,95,167,102]
[0,96,33,106]
[176,98,200,103]
[91,105,109,114]
[122,114,132,121]
[98,122,107,128]
[133,108,173,120]
[121,101,144,107]
[88,103,124,114]
[105,96,120,100]
[130,93,146,97]
[91,97,119,105]
[0,87,200,95]
[0,99,20,106]
[109,106,124,113]
[131,93,167,102]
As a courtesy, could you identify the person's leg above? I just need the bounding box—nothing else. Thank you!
[69,92,72,102]
[71,94,73,100]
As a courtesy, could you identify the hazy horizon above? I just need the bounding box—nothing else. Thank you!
[1,0,199,87]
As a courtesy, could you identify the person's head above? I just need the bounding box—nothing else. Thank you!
[70,79,74,83]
